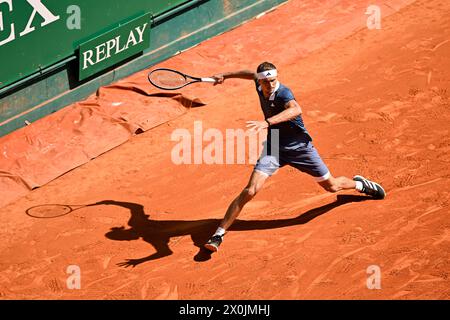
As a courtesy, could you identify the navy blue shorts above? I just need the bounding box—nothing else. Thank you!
[254,140,330,181]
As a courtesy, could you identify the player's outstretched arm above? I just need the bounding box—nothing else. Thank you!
[211,70,256,85]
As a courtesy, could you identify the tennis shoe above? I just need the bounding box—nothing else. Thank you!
[353,175,386,199]
[204,235,223,252]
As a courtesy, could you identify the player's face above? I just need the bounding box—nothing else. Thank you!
[258,76,278,96]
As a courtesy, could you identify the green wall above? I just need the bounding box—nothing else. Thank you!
[0,0,187,88]
[0,0,288,137]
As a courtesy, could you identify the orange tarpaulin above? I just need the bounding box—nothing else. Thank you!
[0,81,205,208]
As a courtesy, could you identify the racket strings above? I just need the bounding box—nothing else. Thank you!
[149,70,187,89]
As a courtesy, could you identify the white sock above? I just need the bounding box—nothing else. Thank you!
[355,181,363,191]
[214,227,226,237]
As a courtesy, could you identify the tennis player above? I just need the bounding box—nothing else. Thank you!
[204,62,386,252]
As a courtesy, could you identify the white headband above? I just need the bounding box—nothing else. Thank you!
[256,69,277,79]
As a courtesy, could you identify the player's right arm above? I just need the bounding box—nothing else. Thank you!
[211,70,256,84]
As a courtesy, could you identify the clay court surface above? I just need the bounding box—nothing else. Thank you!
[0,0,449,299]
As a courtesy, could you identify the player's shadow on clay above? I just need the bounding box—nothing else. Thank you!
[98,194,368,267]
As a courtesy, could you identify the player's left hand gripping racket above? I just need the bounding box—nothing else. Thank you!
[147,68,216,90]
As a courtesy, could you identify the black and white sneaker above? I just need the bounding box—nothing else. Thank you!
[353,175,386,199]
[204,235,223,252]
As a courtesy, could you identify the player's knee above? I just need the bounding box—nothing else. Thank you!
[243,186,258,199]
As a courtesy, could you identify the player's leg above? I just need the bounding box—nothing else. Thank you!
[318,174,386,199]
[287,142,386,198]
[204,169,269,252]
[204,149,280,252]
[317,175,356,192]
[221,169,269,230]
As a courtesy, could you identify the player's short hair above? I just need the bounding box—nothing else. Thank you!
[257,62,277,73]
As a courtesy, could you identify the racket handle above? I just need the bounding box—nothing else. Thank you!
[201,77,217,83]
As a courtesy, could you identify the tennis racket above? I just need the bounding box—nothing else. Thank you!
[147,68,216,90]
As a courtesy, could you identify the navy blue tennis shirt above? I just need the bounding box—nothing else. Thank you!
[255,80,312,148]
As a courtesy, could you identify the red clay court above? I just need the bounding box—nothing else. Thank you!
[0,0,449,299]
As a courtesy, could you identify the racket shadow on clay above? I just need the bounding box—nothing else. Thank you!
[101,195,369,267]
[25,203,96,218]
